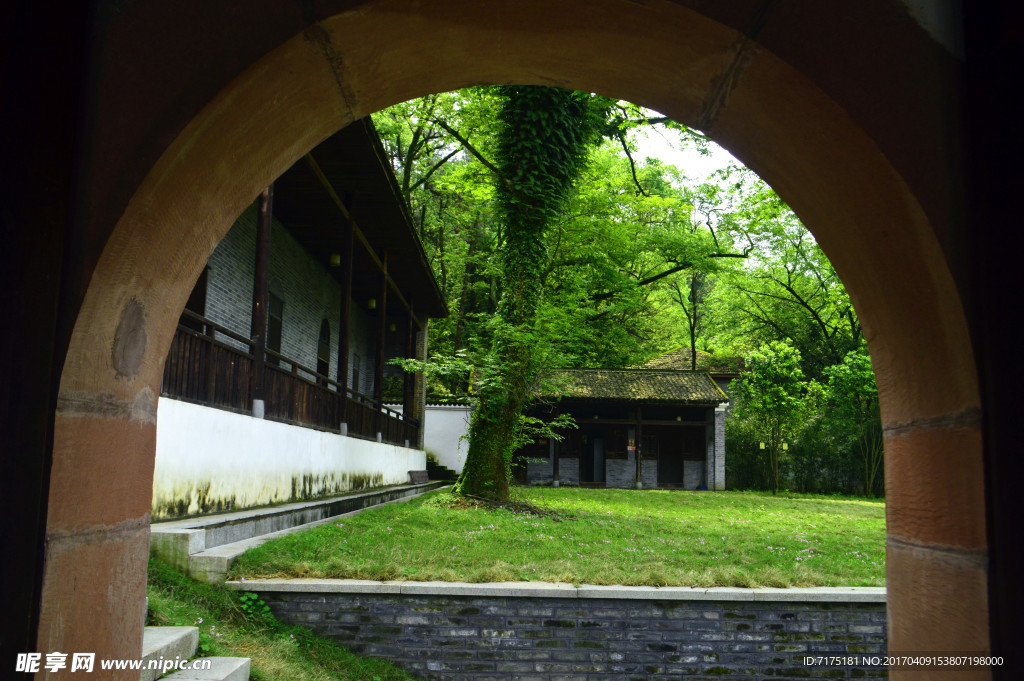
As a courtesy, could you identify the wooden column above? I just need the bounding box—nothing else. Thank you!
[402,300,416,437]
[552,406,560,487]
[250,185,273,417]
[374,249,388,438]
[635,405,643,488]
[412,319,429,449]
[336,212,353,433]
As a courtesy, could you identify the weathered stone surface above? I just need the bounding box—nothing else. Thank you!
[247,583,889,679]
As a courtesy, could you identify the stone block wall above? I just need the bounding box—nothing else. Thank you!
[684,460,704,490]
[530,458,658,488]
[527,461,554,485]
[558,458,580,485]
[605,458,633,488]
[244,581,888,680]
[713,406,726,490]
[641,460,657,489]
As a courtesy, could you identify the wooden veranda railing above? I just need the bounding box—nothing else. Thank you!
[161,310,419,447]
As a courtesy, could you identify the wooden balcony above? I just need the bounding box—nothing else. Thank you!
[161,310,420,447]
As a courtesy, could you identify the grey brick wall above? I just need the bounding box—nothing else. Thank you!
[558,458,580,485]
[202,201,400,395]
[527,461,554,485]
[255,586,888,680]
[684,460,704,490]
[641,459,657,489]
[714,406,726,491]
[606,458,635,488]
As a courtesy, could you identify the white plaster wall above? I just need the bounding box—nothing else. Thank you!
[153,398,426,518]
[424,405,473,473]
[389,403,473,473]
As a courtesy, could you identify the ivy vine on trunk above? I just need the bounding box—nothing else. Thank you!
[454,86,605,501]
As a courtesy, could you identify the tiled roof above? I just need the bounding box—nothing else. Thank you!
[543,369,729,404]
[633,347,743,374]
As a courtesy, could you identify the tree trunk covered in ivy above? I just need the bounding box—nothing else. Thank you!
[454,86,599,501]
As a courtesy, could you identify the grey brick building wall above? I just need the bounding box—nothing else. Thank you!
[248,582,888,680]
[606,458,634,488]
[705,421,715,489]
[523,429,719,490]
[641,459,657,489]
[202,201,399,395]
[683,460,704,489]
[713,405,726,490]
[527,461,554,485]
[558,458,580,485]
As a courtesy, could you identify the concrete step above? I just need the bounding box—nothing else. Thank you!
[153,482,450,583]
[162,657,250,681]
[426,461,458,481]
[141,627,198,681]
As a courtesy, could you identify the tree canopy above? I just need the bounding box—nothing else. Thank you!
[373,87,881,497]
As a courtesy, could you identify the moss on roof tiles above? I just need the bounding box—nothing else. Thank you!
[633,347,743,373]
[544,369,728,404]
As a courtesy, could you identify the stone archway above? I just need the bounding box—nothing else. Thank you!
[39,1,986,678]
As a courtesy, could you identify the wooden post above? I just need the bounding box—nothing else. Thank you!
[412,319,428,448]
[635,405,643,488]
[251,185,273,418]
[374,249,388,439]
[403,300,415,422]
[203,319,215,404]
[336,211,353,434]
[552,406,560,487]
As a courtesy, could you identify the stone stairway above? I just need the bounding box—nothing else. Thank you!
[152,481,449,583]
[426,459,458,481]
[141,626,248,681]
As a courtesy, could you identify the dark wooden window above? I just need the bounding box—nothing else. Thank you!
[317,319,331,381]
[267,292,283,366]
[604,427,628,459]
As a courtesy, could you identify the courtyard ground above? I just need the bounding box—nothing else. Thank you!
[229,487,885,588]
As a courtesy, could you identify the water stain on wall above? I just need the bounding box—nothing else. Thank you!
[154,470,387,520]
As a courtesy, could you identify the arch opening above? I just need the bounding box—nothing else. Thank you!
[42,1,985,675]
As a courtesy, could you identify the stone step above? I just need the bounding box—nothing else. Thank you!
[162,657,250,681]
[154,482,451,583]
[140,627,198,681]
[426,461,458,481]
[152,481,447,577]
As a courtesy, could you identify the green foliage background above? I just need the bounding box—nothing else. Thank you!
[373,87,882,497]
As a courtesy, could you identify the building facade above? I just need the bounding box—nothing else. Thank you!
[520,369,729,490]
[154,119,446,519]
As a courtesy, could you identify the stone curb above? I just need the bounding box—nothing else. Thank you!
[227,578,886,602]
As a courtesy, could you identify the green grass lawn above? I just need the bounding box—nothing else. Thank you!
[147,558,418,681]
[230,488,885,588]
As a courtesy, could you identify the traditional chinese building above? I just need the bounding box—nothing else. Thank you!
[520,367,729,490]
[153,119,447,518]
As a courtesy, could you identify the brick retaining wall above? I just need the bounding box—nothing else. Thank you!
[235,580,887,680]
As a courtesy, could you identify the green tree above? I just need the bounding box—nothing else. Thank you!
[375,93,748,377]
[824,349,884,496]
[711,178,861,381]
[375,91,881,496]
[454,86,606,501]
[729,341,811,495]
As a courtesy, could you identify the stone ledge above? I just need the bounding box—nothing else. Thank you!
[227,578,886,603]
[162,656,250,681]
[140,627,198,681]
[153,482,448,583]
